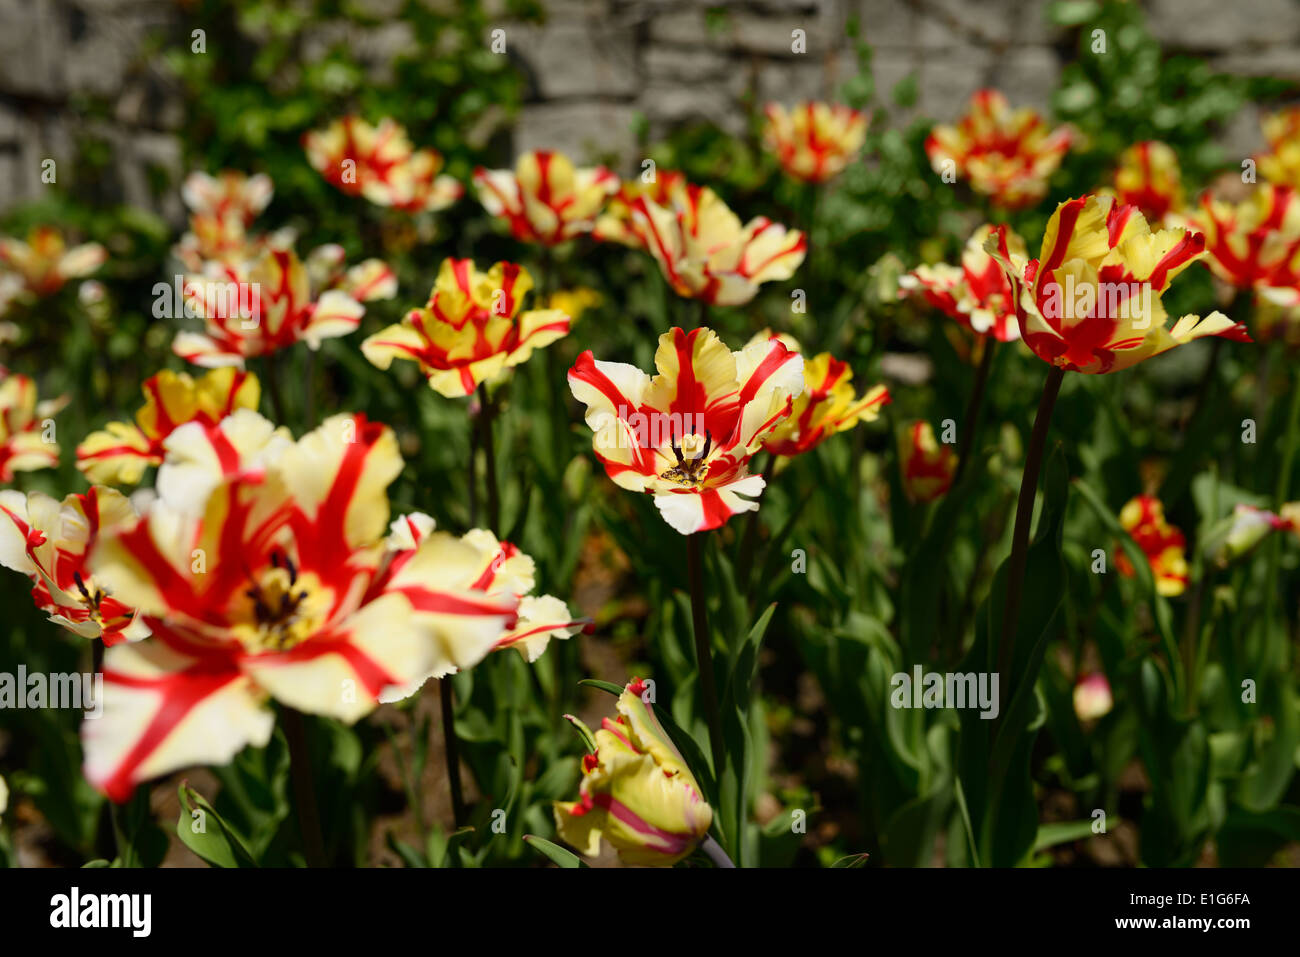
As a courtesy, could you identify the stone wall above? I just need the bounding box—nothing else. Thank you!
[2,0,1298,215]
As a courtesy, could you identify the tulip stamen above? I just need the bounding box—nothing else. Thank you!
[246,557,311,650]
[659,430,712,486]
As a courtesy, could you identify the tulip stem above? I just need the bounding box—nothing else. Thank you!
[477,384,500,536]
[997,365,1064,711]
[282,706,327,867]
[735,452,771,586]
[701,834,736,868]
[955,340,995,483]
[687,532,726,778]
[264,350,287,424]
[440,678,468,829]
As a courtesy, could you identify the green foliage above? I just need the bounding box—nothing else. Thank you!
[2,0,1299,871]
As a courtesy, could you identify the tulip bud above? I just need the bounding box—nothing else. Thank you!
[554,678,713,866]
[1073,673,1114,722]
[899,421,956,503]
[1203,504,1287,567]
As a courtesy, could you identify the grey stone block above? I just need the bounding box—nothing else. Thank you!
[1147,0,1300,50]
[515,100,641,163]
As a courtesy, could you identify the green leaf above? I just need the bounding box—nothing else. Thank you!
[523,834,584,868]
[830,852,871,868]
[175,782,259,868]
[1033,819,1099,852]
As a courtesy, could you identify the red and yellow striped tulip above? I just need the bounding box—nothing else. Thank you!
[0,371,60,480]
[1110,141,1184,223]
[762,101,869,184]
[81,409,522,800]
[362,257,570,398]
[0,226,106,297]
[76,368,260,485]
[988,194,1249,374]
[555,677,713,866]
[473,150,619,246]
[629,184,806,305]
[593,169,690,247]
[172,244,390,367]
[925,89,1073,209]
[304,116,463,213]
[746,331,889,456]
[568,327,804,534]
[0,487,147,645]
[173,170,276,271]
[181,170,273,225]
[1116,494,1188,597]
[899,224,1026,342]
[1180,185,1300,310]
[899,421,956,504]
[377,514,585,702]
[1258,106,1300,189]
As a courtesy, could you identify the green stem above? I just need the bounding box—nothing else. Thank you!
[264,351,287,424]
[954,339,995,483]
[1260,363,1300,658]
[282,707,327,867]
[477,384,499,536]
[735,452,771,585]
[686,533,725,777]
[997,365,1065,710]
[440,678,467,829]
[700,834,735,868]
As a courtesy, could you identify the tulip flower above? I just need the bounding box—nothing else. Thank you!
[473,150,619,245]
[1116,494,1188,597]
[1180,185,1300,311]
[899,421,956,504]
[988,194,1249,374]
[1258,106,1300,189]
[899,224,1025,343]
[554,678,713,866]
[378,513,584,702]
[304,116,463,213]
[984,195,1247,716]
[173,170,278,271]
[362,257,570,398]
[568,327,804,534]
[593,169,689,247]
[172,243,391,367]
[76,368,261,485]
[301,243,399,303]
[1073,673,1113,722]
[761,102,869,184]
[0,226,106,297]
[0,486,148,645]
[182,169,273,225]
[82,409,522,801]
[925,89,1073,209]
[0,371,61,480]
[1109,141,1184,223]
[629,183,806,306]
[745,331,889,457]
[1201,503,1293,568]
